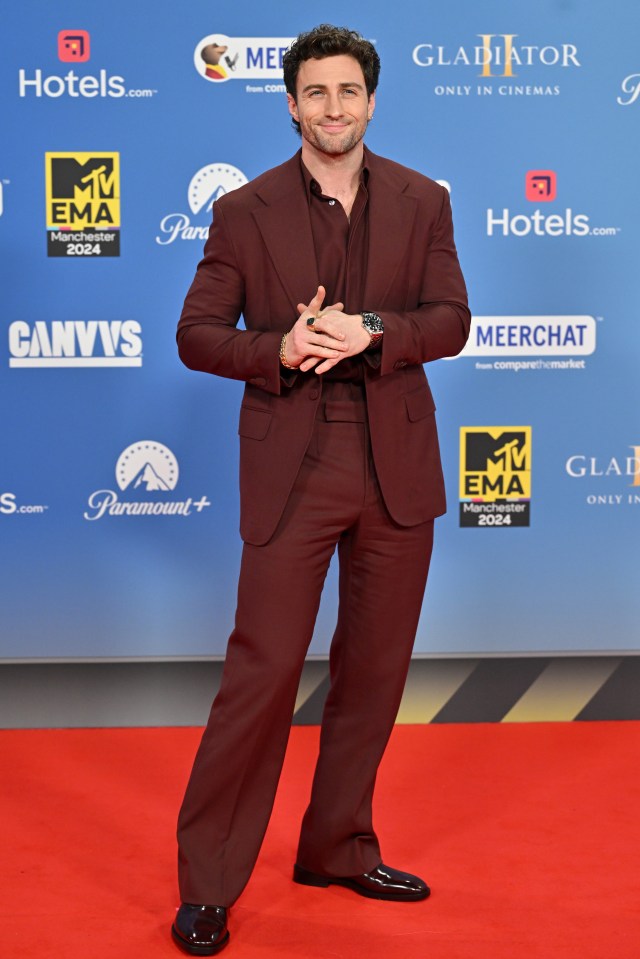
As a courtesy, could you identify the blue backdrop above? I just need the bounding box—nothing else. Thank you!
[1,1,638,659]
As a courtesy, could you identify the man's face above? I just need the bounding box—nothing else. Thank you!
[287,54,375,157]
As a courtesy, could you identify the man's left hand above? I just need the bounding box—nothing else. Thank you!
[296,304,371,374]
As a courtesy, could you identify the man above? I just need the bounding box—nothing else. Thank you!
[172,24,470,955]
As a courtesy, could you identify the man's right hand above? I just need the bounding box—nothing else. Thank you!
[281,285,348,369]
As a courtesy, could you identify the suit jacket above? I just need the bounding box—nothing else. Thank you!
[177,146,471,545]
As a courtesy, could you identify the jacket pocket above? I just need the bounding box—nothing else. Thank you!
[404,386,436,422]
[238,406,272,440]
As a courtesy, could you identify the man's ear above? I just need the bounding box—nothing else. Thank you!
[287,93,299,122]
[367,91,376,120]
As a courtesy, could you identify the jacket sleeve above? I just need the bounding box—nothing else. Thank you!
[176,201,284,395]
[374,186,471,375]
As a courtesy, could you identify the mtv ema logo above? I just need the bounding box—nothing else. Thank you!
[45,152,120,256]
[156,163,248,245]
[460,427,531,527]
[84,441,211,521]
[8,320,142,368]
[194,34,292,85]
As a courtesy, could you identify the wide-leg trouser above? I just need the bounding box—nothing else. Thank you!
[177,382,434,907]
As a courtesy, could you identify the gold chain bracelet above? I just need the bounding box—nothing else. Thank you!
[279,333,298,370]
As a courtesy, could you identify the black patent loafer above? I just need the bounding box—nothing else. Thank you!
[293,862,430,901]
[171,903,230,955]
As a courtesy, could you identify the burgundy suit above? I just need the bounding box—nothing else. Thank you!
[176,146,470,907]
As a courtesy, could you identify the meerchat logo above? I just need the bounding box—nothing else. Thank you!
[156,163,248,245]
[460,427,531,527]
[45,152,120,257]
[84,441,212,521]
[194,34,293,84]
[453,315,596,361]
[8,320,142,368]
[487,171,620,239]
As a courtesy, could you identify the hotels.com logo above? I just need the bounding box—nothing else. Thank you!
[58,30,90,62]
[18,30,157,99]
[486,172,621,238]
[525,171,557,202]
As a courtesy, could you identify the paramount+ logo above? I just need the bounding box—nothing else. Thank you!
[83,441,212,521]
[459,427,531,528]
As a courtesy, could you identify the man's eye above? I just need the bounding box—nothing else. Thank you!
[308,90,323,97]
[342,89,356,96]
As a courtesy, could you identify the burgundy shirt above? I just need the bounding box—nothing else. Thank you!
[300,159,370,383]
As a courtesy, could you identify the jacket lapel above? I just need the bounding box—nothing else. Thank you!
[251,148,418,314]
[252,154,319,313]
[362,147,418,308]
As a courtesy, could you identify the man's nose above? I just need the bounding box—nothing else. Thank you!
[325,91,343,116]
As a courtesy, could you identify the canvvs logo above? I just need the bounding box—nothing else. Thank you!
[84,442,212,521]
[8,320,142,368]
[156,163,248,245]
[18,29,157,99]
[45,152,120,257]
[487,171,621,238]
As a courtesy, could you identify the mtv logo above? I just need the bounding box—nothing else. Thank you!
[58,30,90,63]
[525,170,557,202]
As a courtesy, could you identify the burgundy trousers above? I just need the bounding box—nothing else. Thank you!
[177,381,434,907]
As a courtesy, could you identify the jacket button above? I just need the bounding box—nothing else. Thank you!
[309,389,319,400]
[393,360,407,370]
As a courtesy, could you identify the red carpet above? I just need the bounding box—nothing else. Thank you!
[1,722,638,958]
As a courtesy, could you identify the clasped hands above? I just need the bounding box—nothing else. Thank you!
[282,285,371,374]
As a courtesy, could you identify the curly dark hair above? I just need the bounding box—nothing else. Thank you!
[283,24,380,135]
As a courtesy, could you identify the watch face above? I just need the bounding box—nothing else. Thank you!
[362,312,384,335]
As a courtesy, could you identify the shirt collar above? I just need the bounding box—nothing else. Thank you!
[300,154,370,202]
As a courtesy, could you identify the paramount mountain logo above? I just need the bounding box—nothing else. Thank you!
[116,441,178,491]
[83,441,211,520]
[156,162,248,245]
